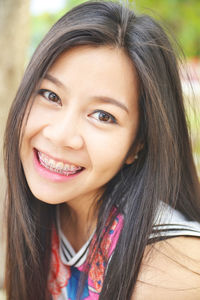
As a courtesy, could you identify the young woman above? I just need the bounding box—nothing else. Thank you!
[4,1,200,299]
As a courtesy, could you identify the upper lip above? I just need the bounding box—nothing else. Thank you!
[34,148,84,168]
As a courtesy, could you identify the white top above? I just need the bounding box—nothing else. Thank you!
[57,202,200,266]
[152,202,200,238]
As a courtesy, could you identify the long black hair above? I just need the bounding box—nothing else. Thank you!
[4,1,200,299]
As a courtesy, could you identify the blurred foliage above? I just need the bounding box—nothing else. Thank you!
[185,98,200,178]
[133,0,200,58]
[31,0,200,57]
[30,0,87,56]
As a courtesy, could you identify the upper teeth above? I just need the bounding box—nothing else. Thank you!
[38,151,82,174]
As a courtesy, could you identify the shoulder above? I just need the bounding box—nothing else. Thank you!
[132,236,200,300]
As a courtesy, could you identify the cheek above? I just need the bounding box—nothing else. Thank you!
[20,113,41,161]
[87,130,134,173]
[26,105,43,130]
[21,104,47,142]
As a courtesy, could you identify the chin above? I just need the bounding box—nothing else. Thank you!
[28,187,64,205]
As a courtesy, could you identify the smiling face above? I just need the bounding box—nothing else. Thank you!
[20,46,139,209]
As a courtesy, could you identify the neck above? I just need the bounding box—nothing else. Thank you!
[59,194,100,252]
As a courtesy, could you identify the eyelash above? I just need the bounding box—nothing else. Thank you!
[37,89,62,105]
[37,89,117,124]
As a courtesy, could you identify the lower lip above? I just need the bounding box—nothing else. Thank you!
[33,149,83,182]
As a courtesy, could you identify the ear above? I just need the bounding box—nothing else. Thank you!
[125,143,143,165]
[125,153,138,165]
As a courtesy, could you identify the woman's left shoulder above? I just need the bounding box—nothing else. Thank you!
[132,236,200,300]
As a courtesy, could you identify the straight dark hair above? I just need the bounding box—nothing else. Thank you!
[4,1,200,299]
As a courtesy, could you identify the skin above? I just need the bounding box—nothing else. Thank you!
[20,45,139,250]
[133,236,200,299]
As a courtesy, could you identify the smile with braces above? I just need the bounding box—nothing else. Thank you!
[37,150,83,175]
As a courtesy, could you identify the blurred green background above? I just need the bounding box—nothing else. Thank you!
[31,0,200,57]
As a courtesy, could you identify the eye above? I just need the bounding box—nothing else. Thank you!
[38,89,62,105]
[90,110,117,124]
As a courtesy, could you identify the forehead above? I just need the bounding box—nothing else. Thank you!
[47,45,139,110]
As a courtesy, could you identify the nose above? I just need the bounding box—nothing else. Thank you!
[42,110,84,150]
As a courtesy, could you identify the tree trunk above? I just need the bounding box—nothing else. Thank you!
[0,0,30,287]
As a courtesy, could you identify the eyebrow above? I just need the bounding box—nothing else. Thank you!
[44,73,129,114]
[92,96,129,114]
[44,73,67,90]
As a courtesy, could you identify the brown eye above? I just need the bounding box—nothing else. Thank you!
[48,92,58,102]
[90,110,117,124]
[38,89,62,105]
[99,112,110,122]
